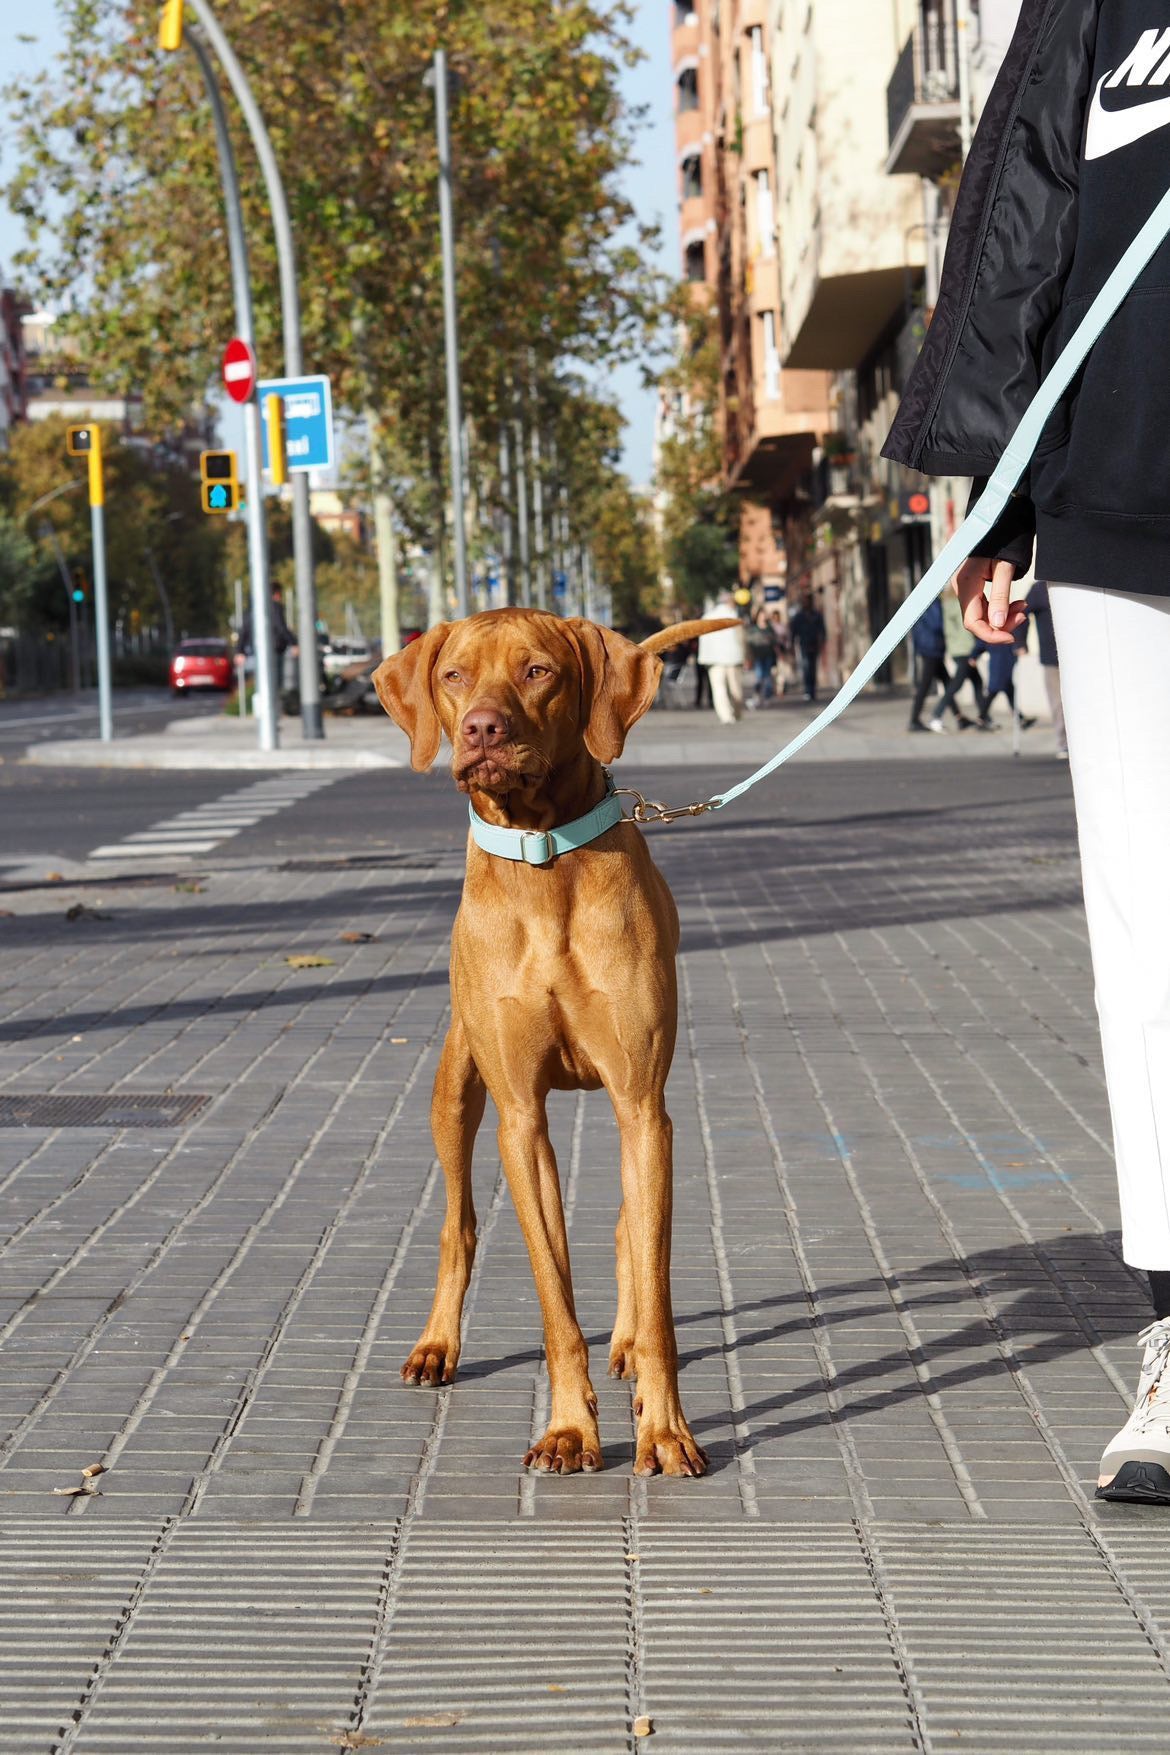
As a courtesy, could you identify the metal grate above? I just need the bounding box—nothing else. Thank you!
[0,1093,209,1129]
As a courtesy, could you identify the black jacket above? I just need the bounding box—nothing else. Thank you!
[884,0,1170,593]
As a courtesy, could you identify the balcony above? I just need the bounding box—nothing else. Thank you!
[886,4,963,178]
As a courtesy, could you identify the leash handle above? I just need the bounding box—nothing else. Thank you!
[711,179,1170,811]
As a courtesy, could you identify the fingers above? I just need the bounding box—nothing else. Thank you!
[956,556,1026,644]
[987,560,1015,631]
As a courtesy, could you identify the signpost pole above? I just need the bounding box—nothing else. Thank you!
[81,427,114,744]
[187,27,277,752]
[429,49,470,618]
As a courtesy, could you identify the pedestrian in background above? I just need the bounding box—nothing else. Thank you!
[746,610,778,708]
[1027,579,1067,758]
[908,595,955,733]
[788,591,826,702]
[977,617,1036,728]
[698,595,746,724]
[884,0,1170,1501]
[928,584,990,732]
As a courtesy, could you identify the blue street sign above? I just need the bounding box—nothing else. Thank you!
[764,584,784,603]
[552,570,567,599]
[257,375,335,472]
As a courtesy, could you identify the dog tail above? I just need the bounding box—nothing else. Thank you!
[639,618,741,656]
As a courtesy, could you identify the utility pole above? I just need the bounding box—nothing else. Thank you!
[166,0,324,739]
[184,25,279,751]
[427,49,470,617]
[65,425,112,739]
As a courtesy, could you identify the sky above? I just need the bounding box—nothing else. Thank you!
[0,1,678,485]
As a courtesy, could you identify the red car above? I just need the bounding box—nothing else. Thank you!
[170,638,233,694]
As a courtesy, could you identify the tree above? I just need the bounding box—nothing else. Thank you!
[5,0,665,593]
[653,289,740,612]
[0,418,226,637]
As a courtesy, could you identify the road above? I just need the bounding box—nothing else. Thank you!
[0,687,219,757]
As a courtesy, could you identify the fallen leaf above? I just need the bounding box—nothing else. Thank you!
[403,1715,462,1729]
[340,930,375,943]
[697,1587,713,1596]
[66,903,111,921]
[548,1684,566,1694]
[284,954,335,969]
[80,1463,106,1478]
[45,872,63,882]
[633,1716,653,1738]
[327,1734,384,1751]
[173,881,204,894]
[625,1551,640,1561]
[390,1037,408,1045]
[51,1484,97,1497]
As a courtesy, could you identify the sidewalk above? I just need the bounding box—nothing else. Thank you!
[22,687,1062,772]
[1,754,1165,1752]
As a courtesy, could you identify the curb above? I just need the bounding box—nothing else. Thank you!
[22,740,402,772]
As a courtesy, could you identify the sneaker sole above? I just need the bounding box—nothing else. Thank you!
[1096,1460,1170,1504]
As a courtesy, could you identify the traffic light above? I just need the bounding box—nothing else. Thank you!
[265,394,287,487]
[159,0,184,51]
[71,569,88,605]
[66,426,93,457]
[199,450,240,516]
[67,424,104,507]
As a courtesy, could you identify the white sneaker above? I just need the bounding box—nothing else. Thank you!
[927,718,946,734]
[1097,1319,1170,1503]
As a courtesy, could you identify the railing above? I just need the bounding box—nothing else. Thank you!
[887,2,959,155]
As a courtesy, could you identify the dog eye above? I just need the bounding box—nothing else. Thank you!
[443,669,462,683]
[526,665,549,680]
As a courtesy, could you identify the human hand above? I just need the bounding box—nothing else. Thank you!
[954,558,1028,645]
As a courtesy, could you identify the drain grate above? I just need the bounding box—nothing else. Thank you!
[0,1093,209,1129]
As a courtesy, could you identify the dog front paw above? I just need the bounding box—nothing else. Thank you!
[634,1419,708,1477]
[607,1336,637,1380]
[400,1338,459,1386]
[524,1426,604,1474]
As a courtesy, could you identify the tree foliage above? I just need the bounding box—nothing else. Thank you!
[5,0,665,613]
[653,289,740,612]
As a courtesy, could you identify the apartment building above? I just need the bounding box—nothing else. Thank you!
[669,0,830,590]
[770,0,1022,683]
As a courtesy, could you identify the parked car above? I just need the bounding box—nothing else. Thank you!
[321,637,372,680]
[170,638,233,694]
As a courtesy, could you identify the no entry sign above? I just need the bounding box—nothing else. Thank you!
[222,339,257,404]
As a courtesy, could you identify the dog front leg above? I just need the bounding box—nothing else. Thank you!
[498,1104,602,1474]
[613,1096,708,1477]
[401,1020,485,1387]
[608,1205,639,1380]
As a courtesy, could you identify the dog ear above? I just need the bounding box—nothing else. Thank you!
[372,624,451,772]
[566,620,662,765]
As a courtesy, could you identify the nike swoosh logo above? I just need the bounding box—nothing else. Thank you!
[1086,73,1170,159]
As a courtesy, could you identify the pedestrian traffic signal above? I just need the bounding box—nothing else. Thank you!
[159,0,184,51]
[200,450,241,516]
[71,569,88,604]
[66,426,93,457]
[67,424,104,507]
[202,480,238,515]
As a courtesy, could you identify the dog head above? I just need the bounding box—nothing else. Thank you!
[372,608,662,794]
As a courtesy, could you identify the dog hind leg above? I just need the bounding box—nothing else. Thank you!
[400,1018,485,1387]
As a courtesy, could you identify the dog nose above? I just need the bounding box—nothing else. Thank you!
[462,707,510,750]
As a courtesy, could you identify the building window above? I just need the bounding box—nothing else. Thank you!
[677,66,699,113]
[762,310,780,400]
[750,26,768,116]
[682,153,703,201]
[755,169,775,257]
[684,240,706,282]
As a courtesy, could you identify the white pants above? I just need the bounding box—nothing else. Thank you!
[1052,584,1170,1267]
[708,664,744,724]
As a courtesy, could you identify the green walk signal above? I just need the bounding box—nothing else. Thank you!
[202,479,237,515]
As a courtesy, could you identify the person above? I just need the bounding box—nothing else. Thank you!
[746,610,778,707]
[1027,579,1067,758]
[884,0,1170,1502]
[787,592,826,702]
[240,585,295,667]
[908,596,955,732]
[976,618,1037,728]
[697,595,747,724]
[927,584,990,732]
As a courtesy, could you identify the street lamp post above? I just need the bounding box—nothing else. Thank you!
[169,0,325,740]
[186,26,279,751]
[427,49,471,618]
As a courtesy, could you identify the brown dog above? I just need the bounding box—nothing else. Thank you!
[374,608,732,1476]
